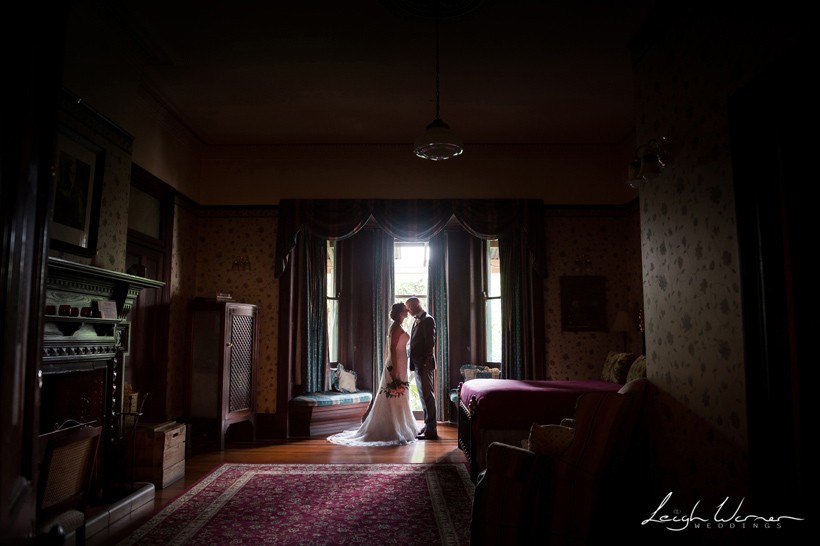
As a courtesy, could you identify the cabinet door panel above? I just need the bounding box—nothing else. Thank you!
[190,311,221,419]
[228,313,255,413]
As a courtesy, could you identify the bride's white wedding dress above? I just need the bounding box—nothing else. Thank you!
[327,330,419,446]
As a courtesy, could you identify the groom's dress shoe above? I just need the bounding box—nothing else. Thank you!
[417,432,438,440]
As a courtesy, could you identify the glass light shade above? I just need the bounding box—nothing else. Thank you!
[626,157,643,189]
[413,118,463,160]
[640,152,666,178]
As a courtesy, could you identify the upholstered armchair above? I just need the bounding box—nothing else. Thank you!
[470,378,648,546]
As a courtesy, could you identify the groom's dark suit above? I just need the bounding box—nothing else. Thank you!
[409,311,437,437]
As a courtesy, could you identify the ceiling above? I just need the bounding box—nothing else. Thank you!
[97,0,654,149]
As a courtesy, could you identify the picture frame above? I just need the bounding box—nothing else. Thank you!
[93,300,118,320]
[49,126,105,257]
[560,275,607,331]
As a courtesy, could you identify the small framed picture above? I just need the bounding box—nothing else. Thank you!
[49,126,105,257]
[560,275,607,331]
[94,300,118,320]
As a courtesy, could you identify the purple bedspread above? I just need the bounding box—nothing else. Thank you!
[459,379,622,429]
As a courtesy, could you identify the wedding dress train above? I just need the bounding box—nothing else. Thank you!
[327,331,419,446]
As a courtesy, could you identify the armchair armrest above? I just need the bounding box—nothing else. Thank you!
[473,442,558,546]
[483,441,536,478]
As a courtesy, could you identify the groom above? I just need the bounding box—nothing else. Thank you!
[406,297,437,440]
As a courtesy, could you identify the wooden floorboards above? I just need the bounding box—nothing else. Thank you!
[108,422,466,543]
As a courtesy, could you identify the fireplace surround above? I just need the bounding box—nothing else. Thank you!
[39,257,164,539]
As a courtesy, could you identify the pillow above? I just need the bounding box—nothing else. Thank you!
[333,364,358,393]
[601,351,638,384]
[460,364,502,381]
[626,355,647,383]
[526,423,574,455]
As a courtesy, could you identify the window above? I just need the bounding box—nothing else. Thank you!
[326,240,339,363]
[394,242,429,332]
[394,241,428,412]
[484,239,502,363]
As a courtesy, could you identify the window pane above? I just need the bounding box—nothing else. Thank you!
[326,241,336,296]
[395,242,428,300]
[486,298,502,363]
[485,239,502,363]
[327,299,339,362]
[486,239,501,297]
[326,241,338,363]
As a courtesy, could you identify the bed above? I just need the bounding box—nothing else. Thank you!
[457,378,625,481]
[456,352,646,481]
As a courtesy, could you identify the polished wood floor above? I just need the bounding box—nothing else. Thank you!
[105,422,465,543]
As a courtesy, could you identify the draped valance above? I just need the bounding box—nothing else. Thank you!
[275,199,546,278]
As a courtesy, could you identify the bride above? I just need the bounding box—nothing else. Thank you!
[327,302,419,446]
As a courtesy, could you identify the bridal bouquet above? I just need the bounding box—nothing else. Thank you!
[380,366,410,398]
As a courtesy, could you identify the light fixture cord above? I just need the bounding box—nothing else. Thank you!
[435,0,440,121]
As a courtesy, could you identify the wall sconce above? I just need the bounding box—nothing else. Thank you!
[231,256,251,272]
[627,137,668,189]
[572,254,593,274]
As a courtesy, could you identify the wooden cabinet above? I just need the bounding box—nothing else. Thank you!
[188,299,258,450]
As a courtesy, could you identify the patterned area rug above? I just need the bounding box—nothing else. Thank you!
[120,463,474,545]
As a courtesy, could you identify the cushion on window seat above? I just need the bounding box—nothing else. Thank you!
[289,391,372,407]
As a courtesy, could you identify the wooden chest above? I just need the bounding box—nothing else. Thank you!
[132,421,186,489]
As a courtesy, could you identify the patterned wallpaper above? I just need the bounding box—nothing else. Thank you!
[544,205,643,380]
[632,9,802,502]
[194,207,279,413]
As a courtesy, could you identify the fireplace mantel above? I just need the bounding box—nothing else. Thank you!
[43,257,165,366]
[40,257,165,503]
[46,257,164,320]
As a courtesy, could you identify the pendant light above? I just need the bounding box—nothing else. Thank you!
[413,1,463,160]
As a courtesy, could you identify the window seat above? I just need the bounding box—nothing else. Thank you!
[288,391,373,437]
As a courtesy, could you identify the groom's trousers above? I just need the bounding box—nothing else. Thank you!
[414,362,437,434]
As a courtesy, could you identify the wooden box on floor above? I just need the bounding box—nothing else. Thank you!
[132,421,186,489]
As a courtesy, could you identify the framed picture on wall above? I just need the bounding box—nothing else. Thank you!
[49,126,105,257]
[560,275,607,331]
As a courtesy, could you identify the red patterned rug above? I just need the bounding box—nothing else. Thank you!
[120,463,474,545]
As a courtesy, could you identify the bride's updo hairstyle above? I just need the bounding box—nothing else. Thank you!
[390,302,406,323]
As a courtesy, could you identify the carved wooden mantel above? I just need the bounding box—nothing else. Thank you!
[43,257,164,366]
[41,257,165,499]
[45,257,163,319]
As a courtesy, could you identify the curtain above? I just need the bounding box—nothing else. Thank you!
[371,231,395,388]
[276,199,546,277]
[277,199,547,403]
[499,227,546,380]
[275,200,370,277]
[293,230,328,394]
[428,232,451,421]
[370,199,454,241]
